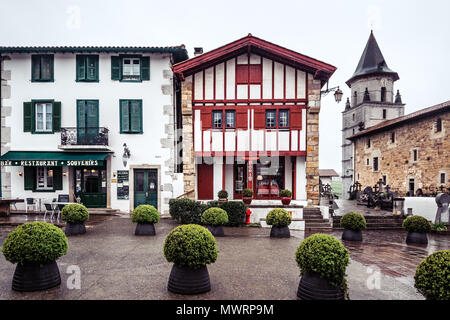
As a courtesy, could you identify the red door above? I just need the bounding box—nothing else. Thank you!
[197,164,214,200]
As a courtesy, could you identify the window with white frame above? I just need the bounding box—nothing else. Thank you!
[265,110,276,128]
[279,110,289,128]
[35,102,53,132]
[36,167,54,190]
[122,58,140,80]
[225,110,235,128]
[212,110,223,128]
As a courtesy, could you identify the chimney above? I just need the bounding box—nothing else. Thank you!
[194,47,203,57]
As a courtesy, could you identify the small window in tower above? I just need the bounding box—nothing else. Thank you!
[436,118,442,132]
[440,172,446,185]
[382,175,387,185]
[352,113,355,121]
[353,91,357,105]
[391,132,395,143]
[367,138,371,148]
[373,157,379,172]
[381,87,386,102]
[383,109,387,119]
[412,149,419,162]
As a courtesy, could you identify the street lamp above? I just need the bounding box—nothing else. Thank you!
[122,143,131,167]
[321,84,343,103]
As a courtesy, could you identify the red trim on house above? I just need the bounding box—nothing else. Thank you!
[292,156,296,200]
[195,151,306,157]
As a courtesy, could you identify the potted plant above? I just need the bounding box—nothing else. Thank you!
[403,215,431,244]
[201,207,228,237]
[218,189,228,201]
[266,208,292,238]
[1,221,68,291]
[61,203,89,235]
[164,224,218,294]
[340,211,366,241]
[132,204,160,236]
[242,188,253,205]
[280,189,292,205]
[295,233,349,300]
[414,250,450,300]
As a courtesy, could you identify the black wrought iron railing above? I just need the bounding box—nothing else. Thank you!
[61,127,109,146]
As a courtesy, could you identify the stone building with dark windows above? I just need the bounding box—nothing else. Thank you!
[348,101,450,196]
[342,31,405,198]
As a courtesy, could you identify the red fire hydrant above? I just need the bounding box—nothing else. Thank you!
[246,208,252,224]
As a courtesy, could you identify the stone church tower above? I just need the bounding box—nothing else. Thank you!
[342,31,405,198]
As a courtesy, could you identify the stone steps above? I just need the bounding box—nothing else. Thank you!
[303,208,331,231]
[332,215,404,230]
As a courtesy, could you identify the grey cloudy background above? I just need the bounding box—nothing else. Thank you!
[1,0,449,174]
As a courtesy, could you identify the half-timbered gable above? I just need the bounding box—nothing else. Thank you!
[174,34,336,204]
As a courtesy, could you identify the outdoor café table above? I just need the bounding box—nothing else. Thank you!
[0,198,24,216]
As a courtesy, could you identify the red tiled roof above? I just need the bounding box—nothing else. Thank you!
[348,100,450,140]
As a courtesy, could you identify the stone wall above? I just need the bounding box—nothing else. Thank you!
[181,77,195,199]
[305,76,321,205]
[353,110,449,195]
[1,57,11,198]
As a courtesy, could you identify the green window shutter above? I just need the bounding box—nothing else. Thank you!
[141,56,150,80]
[120,100,130,132]
[76,55,86,81]
[23,102,33,132]
[31,55,41,81]
[24,167,35,190]
[52,101,61,132]
[53,167,63,190]
[86,55,98,81]
[111,56,121,80]
[41,55,54,81]
[130,100,142,133]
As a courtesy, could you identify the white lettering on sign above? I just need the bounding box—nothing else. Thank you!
[20,160,58,166]
[66,160,99,166]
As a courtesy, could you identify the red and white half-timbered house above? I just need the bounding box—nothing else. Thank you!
[173,35,336,205]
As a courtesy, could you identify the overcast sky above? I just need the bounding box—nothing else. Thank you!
[1,0,449,174]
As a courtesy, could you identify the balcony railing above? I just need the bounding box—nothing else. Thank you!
[61,127,109,146]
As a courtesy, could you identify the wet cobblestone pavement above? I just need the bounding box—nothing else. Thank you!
[0,216,448,300]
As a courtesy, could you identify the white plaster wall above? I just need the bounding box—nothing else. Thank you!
[213,158,223,199]
[278,131,290,151]
[296,156,307,200]
[4,52,183,213]
[284,156,292,191]
[225,164,234,199]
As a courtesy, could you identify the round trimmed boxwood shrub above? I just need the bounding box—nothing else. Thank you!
[414,250,450,300]
[242,188,253,197]
[266,208,292,227]
[295,234,349,290]
[61,203,89,224]
[131,205,160,224]
[1,221,68,265]
[340,212,366,231]
[402,215,432,233]
[280,189,292,198]
[164,224,218,269]
[218,189,228,199]
[201,207,229,226]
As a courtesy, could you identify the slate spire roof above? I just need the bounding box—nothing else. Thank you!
[346,31,399,86]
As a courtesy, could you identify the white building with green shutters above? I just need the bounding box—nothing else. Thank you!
[0,46,188,214]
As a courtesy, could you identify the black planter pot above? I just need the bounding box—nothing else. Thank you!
[406,231,428,244]
[65,222,86,236]
[167,264,211,295]
[12,261,61,292]
[205,225,225,237]
[342,229,363,241]
[135,223,156,236]
[270,226,290,238]
[297,271,345,300]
